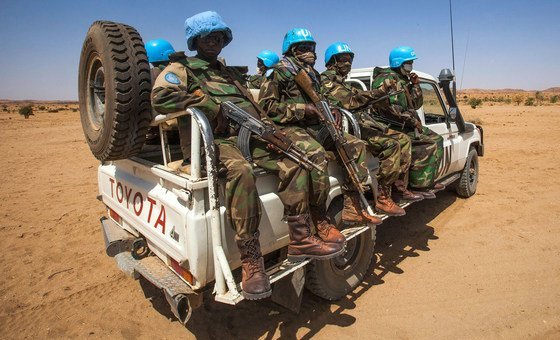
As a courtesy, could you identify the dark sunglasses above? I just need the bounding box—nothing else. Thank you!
[294,43,315,53]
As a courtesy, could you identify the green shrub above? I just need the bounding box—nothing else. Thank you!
[38,105,46,110]
[18,105,34,118]
[524,97,535,106]
[468,98,483,109]
[551,95,558,104]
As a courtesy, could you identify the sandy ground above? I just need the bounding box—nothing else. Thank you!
[0,103,559,339]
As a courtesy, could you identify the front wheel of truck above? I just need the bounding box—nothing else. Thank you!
[305,196,376,300]
[456,147,479,198]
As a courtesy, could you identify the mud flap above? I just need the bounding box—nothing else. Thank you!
[270,266,306,313]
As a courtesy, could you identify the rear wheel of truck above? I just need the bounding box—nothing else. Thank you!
[78,21,152,161]
[305,196,376,300]
[456,148,479,198]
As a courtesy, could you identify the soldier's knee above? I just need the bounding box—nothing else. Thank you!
[228,159,255,181]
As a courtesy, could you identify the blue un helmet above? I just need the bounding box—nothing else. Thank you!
[389,46,418,68]
[282,28,315,54]
[184,11,233,51]
[324,42,354,66]
[257,50,280,68]
[145,39,175,64]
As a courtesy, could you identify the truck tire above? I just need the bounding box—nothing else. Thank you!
[78,21,152,161]
[305,196,376,300]
[456,148,479,198]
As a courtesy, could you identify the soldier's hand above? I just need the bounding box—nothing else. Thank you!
[410,72,419,85]
[304,103,320,119]
[331,108,343,128]
[266,143,282,154]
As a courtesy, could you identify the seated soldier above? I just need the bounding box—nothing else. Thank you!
[151,11,345,300]
[247,50,279,89]
[320,42,423,213]
[371,46,444,198]
[259,28,383,226]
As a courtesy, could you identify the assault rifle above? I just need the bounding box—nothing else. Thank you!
[294,70,376,217]
[221,101,323,173]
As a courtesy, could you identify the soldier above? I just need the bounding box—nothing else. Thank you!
[247,50,279,89]
[259,28,382,226]
[371,46,444,198]
[151,11,345,300]
[320,42,423,216]
[145,39,176,80]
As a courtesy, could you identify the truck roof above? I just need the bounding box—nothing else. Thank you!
[348,67,437,83]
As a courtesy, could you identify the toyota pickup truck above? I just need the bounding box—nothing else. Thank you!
[78,21,483,325]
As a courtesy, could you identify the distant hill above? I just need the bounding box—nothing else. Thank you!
[459,87,560,95]
[0,99,78,104]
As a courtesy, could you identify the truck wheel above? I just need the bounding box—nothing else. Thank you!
[78,21,152,161]
[456,148,479,198]
[305,196,376,300]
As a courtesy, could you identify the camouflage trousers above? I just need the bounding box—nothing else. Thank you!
[305,125,369,193]
[216,126,329,239]
[405,127,444,188]
[360,125,412,188]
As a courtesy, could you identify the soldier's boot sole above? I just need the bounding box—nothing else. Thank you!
[241,288,273,300]
[287,246,346,263]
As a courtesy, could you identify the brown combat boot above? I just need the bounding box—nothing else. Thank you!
[393,179,424,203]
[310,207,346,246]
[236,232,272,300]
[342,193,383,225]
[286,214,344,262]
[376,186,406,216]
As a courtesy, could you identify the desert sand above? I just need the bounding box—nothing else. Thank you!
[0,102,559,339]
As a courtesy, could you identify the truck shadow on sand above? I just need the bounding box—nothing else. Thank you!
[140,190,458,339]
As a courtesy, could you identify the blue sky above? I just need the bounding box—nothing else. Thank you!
[0,0,558,100]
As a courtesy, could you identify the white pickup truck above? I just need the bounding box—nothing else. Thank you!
[78,21,484,325]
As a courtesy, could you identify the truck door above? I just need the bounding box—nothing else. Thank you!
[417,81,461,179]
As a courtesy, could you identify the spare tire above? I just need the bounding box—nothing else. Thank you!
[78,21,152,161]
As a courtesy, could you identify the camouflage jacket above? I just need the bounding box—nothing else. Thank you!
[371,67,423,127]
[320,69,388,132]
[258,56,321,125]
[151,56,265,134]
[247,74,263,89]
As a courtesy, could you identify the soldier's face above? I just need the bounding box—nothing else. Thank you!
[196,31,225,58]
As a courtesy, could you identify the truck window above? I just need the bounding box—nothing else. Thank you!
[420,82,447,125]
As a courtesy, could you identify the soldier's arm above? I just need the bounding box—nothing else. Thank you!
[151,63,216,120]
[258,70,305,124]
[410,82,424,109]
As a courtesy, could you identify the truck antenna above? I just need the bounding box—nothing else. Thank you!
[449,0,457,100]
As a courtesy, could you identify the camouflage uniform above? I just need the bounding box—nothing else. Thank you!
[247,74,264,89]
[152,56,328,238]
[320,69,412,189]
[371,67,443,188]
[259,56,369,197]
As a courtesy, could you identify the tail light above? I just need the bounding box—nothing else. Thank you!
[108,207,122,224]
[170,258,194,285]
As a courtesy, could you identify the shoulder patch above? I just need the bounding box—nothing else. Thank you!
[164,72,181,85]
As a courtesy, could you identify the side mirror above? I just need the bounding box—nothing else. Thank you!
[438,68,454,82]
[449,107,457,121]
